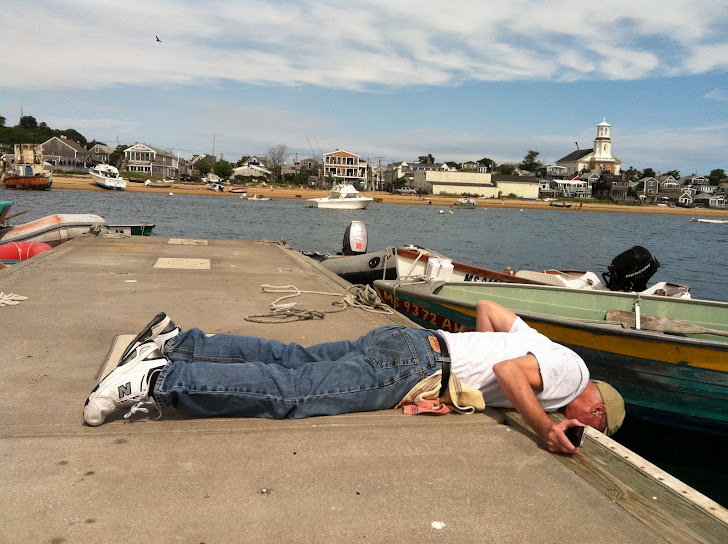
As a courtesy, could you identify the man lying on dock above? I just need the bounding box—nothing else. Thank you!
[83,300,625,454]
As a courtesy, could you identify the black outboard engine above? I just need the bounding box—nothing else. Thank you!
[341,220,368,255]
[602,246,660,292]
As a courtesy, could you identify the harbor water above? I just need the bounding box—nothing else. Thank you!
[2,186,727,506]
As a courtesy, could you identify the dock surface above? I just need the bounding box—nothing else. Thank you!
[1,234,725,543]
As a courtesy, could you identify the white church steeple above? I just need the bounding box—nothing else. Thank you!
[593,118,612,163]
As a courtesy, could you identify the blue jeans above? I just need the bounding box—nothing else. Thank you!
[154,326,444,419]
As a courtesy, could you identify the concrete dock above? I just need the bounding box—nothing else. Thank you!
[1,234,726,543]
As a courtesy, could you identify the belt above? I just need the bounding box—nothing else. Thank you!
[431,331,451,392]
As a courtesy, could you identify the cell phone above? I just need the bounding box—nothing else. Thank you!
[565,425,586,447]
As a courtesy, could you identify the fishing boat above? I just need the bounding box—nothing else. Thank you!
[305,183,373,209]
[372,279,728,435]
[393,246,691,298]
[691,218,728,224]
[451,197,477,208]
[1,144,53,190]
[89,164,126,190]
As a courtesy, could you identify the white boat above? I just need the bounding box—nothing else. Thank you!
[245,194,271,201]
[691,218,728,224]
[89,164,126,191]
[305,183,373,209]
[0,214,108,246]
[393,246,691,298]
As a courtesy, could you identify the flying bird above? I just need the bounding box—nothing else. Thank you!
[156,35,162,43]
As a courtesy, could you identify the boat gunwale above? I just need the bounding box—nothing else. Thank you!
[373,279,728,351]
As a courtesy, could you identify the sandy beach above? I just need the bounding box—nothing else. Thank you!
[47,174,728,217]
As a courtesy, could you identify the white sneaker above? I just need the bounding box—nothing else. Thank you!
[84,341,167,426]
[120,312,181,364]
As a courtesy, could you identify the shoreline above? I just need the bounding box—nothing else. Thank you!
[45,174,728,217]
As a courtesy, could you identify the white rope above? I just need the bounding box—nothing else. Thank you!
[0,292,28,307]
[246,283,393,323]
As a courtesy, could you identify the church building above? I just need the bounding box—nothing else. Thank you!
[556,119,622,176]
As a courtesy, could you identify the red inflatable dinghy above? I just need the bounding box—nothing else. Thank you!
[0,241,53,260]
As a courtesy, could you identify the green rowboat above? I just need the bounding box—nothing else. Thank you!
[373,279,728,435]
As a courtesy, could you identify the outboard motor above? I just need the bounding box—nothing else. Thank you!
[341,220,368,255]
[602,246,660,292]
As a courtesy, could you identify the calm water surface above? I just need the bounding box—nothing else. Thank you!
[2,187,727,505]
[3,187,726,300]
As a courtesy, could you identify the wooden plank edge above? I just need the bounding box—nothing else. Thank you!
[503,411,728,544]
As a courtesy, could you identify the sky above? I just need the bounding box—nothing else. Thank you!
[2,0,727,175]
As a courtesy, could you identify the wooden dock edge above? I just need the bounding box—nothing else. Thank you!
[504,411,728,544]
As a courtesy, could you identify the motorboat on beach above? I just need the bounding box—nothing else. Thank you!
[89,164,126,190]
[372,279,728,435]
[451,197,477,208]
[1,144,53,190]
[305,183,373,209]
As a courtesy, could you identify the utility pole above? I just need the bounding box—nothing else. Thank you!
[376,156,385,191]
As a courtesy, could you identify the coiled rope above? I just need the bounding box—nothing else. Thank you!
[245,283,393,323]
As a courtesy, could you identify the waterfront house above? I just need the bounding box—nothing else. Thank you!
[592,173,628,200]
[122,143,179,179]
[88,143,116,165]
[323,150,367,187]
[41,136,91,168]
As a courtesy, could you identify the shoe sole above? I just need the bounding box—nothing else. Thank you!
[120,312,169,363]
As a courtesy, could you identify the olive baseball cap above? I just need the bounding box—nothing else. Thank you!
[592,380,625,436]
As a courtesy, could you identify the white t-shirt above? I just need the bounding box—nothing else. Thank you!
[438,318,589,411]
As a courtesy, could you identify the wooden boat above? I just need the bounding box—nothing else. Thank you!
[691,218,728,224]
[89,164,126,190]
[0,214,107,246]
[393,247,690,298]
[451,197,477,208]
[373,279,728,435]
[549,201,572,208]
[305,183,372,209]
[1,144,53,190]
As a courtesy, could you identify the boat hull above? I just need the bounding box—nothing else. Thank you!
[309,249,397,285]
[0,214,108,246]
[373,280,728,435]
[0,241,53,260]
[4,175,52,190]
[106,223,155,236]
[93,179,127,190]
[305,198,371,209]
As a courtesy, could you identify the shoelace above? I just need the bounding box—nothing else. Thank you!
[123,400,163,421]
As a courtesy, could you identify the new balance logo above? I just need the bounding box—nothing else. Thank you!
[118,382,132,398]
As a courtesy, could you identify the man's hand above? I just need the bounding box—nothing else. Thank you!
[538,419,584,454]
[493,357,583,455]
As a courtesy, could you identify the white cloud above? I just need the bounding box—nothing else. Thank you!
[705,89,728,102]
[2,0,727,90]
